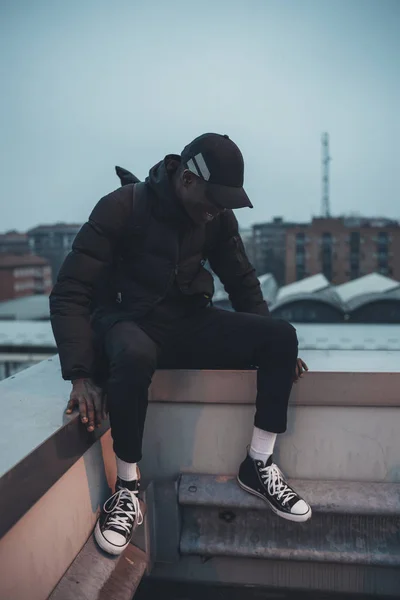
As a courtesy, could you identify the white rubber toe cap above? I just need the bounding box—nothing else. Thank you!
[102,529,126,547]
[291,499,310,516]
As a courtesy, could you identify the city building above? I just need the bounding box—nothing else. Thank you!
[0,231,30,255]
[252,217,300,285]
[285,217,400,285]
[238,227,255,266]
[27,223,82,280]
[0,255,52,302]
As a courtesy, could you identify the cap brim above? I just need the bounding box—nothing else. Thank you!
[207,182,253,210]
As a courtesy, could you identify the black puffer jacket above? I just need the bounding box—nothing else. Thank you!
[50,157,268,380]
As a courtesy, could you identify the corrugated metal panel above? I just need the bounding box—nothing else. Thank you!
[179,474,400,567]
[277,274,330,302]
[336,273,400,304]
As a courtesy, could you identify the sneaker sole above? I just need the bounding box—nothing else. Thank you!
[237,476,312,523]
[94,521,130,556]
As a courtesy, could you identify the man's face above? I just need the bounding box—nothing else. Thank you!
[176,169,226,225]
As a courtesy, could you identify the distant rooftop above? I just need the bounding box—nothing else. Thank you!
[295,322,400,351]
[0,295,50,320]
[253,218,302,229]
[335,273,400,304]
[342,216,399,228]
[213,272,278,305]
[2,320,400,352]
[0,320,55,347]
[0,231,28,241]
[27,223,82,234]
[276,274,330,302]
[0,254,49,268]
[258,273,278,304]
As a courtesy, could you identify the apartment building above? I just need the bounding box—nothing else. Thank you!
[27,223,81,279]
[0,254,52,301]
[285,217,400,284]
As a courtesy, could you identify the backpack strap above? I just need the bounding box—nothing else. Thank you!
[130,181,151,235]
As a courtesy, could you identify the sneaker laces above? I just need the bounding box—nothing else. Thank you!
[103,488,143,533]
[259,463,297,506]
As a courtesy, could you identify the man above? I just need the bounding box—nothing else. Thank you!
[50,133,311,557]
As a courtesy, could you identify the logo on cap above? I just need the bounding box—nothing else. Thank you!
[186,153,211,182]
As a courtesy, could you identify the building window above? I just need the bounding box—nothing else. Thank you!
[321,232,333,281]
[349,231,360,252]
[377,232,389,246]
[295,232,306,280]
[376,231,389,272]
[349,231,360,279]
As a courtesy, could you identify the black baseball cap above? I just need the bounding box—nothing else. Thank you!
[180,133,253,209]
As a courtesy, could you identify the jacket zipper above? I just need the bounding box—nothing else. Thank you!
[151,224,185,308]
[149,263,179,310]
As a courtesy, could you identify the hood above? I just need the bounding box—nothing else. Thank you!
[146,155,190,223]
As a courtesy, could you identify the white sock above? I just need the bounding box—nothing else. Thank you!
[249,427,277,463]
[116,457,138,481]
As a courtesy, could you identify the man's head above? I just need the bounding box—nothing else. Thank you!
[173,133,253,225]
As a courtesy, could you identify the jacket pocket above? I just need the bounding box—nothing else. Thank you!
[232,235,246,266]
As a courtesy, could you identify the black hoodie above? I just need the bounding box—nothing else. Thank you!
[50,157,267,380]
[138,156,206,332]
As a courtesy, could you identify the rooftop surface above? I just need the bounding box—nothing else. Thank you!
[0,295,50,320]
[0,320,55,347]
[27,223,82,234]
[335,273,400,304]
[2,320,400,351]
[276,274,330,302]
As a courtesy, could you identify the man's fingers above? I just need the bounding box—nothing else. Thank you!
[298,358,309,370]
[91,391,103,427]
[66,396,77,414]
[78,395,88,425]
[293,358,307,382]
[298,359,307,377]
[86,394,96,432]
[102,393,108,420]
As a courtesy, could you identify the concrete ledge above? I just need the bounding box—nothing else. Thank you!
[1,353,400,539]
[151,369,400,406]
[179,474,400,515]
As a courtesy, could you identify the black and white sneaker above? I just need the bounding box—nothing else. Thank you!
[237,453,312,522]
[94,477,143,555]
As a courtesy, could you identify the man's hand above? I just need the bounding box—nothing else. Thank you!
[66,378,107,432]
[294,358,308,383]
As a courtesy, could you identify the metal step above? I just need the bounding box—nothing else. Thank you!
[49,536,148,600]
[179,474,400,567]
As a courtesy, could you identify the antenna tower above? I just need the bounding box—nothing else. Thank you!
[321,132,331,217]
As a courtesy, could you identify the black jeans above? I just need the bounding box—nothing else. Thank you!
[103,307,298,463]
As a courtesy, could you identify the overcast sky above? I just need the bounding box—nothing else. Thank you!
[0,0,399,232]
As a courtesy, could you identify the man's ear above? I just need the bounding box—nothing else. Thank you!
[182,169,196,186]
[115,166,140,186]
